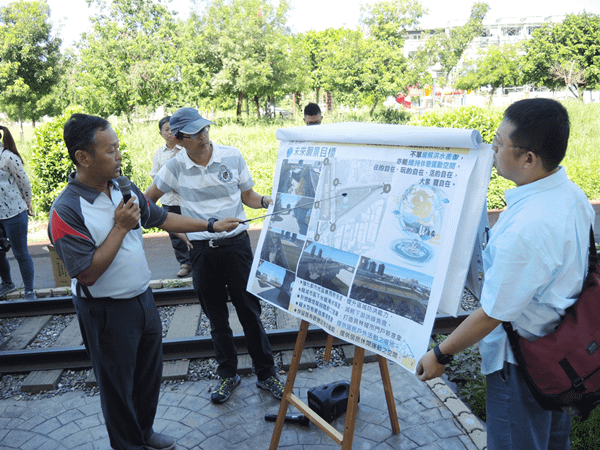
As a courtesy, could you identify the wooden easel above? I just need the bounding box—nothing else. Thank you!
[269,320,400,450]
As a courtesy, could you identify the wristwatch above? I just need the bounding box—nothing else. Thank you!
[207,218,217,233]
[433,344,454,365]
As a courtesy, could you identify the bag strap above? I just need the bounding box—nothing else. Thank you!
[589,226,597,269]
[76,281,94,299]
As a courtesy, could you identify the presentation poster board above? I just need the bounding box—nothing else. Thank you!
[248,123,493,373]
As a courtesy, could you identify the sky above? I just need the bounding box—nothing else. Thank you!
[3,0,599,48]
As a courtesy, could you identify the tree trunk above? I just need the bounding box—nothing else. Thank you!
[18,103,24,137]
[369,97,379,116]
[236,92,243,117]
[316,87,320,105]
[254,96,261,117]
[567,84,579,100]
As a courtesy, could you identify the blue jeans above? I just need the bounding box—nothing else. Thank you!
[486,362,571,450]
[0,210,34,292]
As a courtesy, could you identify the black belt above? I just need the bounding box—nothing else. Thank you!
[192,230,248,248]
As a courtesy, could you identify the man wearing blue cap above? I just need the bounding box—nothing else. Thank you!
[145,107,285,404]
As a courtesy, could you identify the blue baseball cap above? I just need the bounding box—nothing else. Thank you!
[170,107,214,135]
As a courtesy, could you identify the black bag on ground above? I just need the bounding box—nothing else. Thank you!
[503,227,600,419]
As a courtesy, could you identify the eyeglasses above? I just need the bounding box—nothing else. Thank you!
[491,136,529,152]
[306,120,322,126]
[182,126,210,140]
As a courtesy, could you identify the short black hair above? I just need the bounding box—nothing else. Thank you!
[64,114,111,165]
[304,103,321,116]
[159,116,171,132]
[504,98,569,171]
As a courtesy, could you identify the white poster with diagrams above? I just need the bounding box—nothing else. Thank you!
[248,123,494,373]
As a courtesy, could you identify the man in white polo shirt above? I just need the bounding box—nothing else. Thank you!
[145,107,285,404]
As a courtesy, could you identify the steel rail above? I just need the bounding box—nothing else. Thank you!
[0,288,199,318]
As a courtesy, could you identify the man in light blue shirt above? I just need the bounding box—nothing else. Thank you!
[417,98,595,450]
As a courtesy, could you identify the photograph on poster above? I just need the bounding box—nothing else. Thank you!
[271,193,316,236]
[389,183,449,266]
[307,158,392,253]
[296,242,359,297]
[349,256,433,325]
[250,260,295,309]
[259,226,305,272]
[277,159,322,197]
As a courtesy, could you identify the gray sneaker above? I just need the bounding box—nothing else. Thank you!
[211,374,241,404]
[257,375,285,400]
[0,282,15,297]
[24,291,36,301]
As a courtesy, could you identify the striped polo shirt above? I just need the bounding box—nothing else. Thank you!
[153,142,253,241]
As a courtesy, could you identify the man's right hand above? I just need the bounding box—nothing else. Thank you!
[114,197,141,231]
[214,218,242,233]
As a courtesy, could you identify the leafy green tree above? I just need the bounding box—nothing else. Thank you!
[0,0,62,132]
[198,0,294,117]
[360,0,426,43]
[522,12,600,97]
[74,0,181,119]
[456,43,523,101]
[324,0,425,115]
[416,2,490,82]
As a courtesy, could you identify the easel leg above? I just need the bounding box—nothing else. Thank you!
[341,345,365,450]
[378,355,400,434]
[269,320,309,450]
[324,334,335,362]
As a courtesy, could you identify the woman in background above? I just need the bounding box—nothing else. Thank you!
[0,125,35,299]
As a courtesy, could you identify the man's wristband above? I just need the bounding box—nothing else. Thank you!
[261,196,268,208]
[433,344,453,365]
[207,218,217,233]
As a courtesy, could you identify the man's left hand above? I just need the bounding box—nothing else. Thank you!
[416,349,447,381]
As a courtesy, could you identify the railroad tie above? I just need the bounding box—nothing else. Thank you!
[0,315,52,352]
[275,308,318,370]
[163,304,202,380]
[15,315,77,393]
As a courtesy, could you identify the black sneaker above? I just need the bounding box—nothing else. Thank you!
[211,374,241,404]
[0,282,15,297]
[256,375,285,400]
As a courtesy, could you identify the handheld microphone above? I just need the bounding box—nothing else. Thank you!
[116,176,140,229]
[264,414,310,426]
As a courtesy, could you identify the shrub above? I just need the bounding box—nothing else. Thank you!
[409,106,503,144]
[372,108,412,124]
[29,108,132,217]
[571,407,600,450]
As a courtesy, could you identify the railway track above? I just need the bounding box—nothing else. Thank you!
[0,287,469,393]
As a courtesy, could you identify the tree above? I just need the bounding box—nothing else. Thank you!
[327,0,425,115]
[523,12,600,96]
[549,61,588,99]
[456,43,523,101]
[74,0,181,119]
[198,0,294,117]
[360,0,426,44]
[416,2,490,81]
[0,0,62,132]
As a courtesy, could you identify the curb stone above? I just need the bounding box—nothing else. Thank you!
[426,376,487,450]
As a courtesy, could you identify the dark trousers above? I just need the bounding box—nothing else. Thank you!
[189,232,276,381]
[74,288,162,450]
[161,205,190,265]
